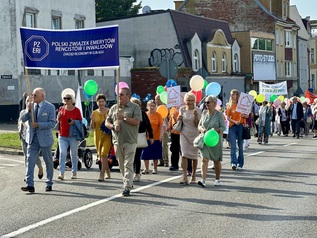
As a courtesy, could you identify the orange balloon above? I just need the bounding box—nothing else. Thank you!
[156,105,168,119]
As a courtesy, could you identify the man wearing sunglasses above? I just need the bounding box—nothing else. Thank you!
[20,87,56,193]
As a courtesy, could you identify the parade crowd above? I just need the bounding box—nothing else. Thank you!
[18,86,317,196]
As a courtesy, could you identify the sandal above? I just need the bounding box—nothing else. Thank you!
[190,177,196,184]
[180,177,188,185]
[141,170,149,175]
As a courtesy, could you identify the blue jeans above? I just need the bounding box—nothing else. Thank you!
[228,124,244,168]
[58,136,79,174]
[26,134,54,187]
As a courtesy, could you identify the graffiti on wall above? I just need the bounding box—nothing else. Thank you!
[148,48,184,67]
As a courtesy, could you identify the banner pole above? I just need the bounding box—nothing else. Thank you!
[25,68,34,123]
[116,67,120,114]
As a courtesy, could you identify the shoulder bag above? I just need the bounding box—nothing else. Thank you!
[173,107,184,133]
[137,132,148,148]
[242,125,251,139]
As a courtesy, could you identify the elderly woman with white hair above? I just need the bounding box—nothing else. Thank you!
[56,91,82,180]
[177,92,201,185]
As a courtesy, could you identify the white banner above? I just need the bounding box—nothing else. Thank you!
[259,81,287,95]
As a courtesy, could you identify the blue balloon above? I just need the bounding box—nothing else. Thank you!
[205,82,221,96]
[83,91,91,99]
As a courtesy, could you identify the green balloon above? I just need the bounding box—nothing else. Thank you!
[203,80,208,89]
[84,101,89,106]
[160,91,168,104]
[269,94,277,102]
[204,129,219,147]
[84,80,98,96]
[156,85,164,95]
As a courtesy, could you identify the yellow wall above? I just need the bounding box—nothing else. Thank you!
[232,32,251,73]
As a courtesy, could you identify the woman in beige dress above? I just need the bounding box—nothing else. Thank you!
[177,92,201,185]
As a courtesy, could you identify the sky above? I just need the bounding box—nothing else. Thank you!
[136,0,317,19]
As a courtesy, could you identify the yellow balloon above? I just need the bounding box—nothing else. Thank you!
[256,94,265,103]
[278,95,284,101]
[249,90,257,98]
[156,105,168,119]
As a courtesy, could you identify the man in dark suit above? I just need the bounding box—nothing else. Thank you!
[21,88,56,192]
[289,97,304,139]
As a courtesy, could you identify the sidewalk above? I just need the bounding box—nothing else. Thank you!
[0,122,18,134]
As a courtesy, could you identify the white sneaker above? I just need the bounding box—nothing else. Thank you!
[237,166,243,170]
[198,179,206,188]
[214,180,220,186]
[133,174,141,182]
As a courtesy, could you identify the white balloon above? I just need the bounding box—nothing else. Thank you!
[189,75,204,91]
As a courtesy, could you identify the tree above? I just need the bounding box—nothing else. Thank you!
[96,0,142,22]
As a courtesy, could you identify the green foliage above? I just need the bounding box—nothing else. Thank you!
[96,0,142,22]
[0,131,95,150]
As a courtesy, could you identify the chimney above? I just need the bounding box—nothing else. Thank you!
[174,0,184,10]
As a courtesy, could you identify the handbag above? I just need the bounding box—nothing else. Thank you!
[306,116,312,124]
[173,120,183,133]
[193,133,205,149]
[100,120,112,135]
[137,132,148,148]
[242,125,251,140]
[255,118,260,125]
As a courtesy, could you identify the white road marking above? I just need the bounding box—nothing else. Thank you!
[283,142,298,147]
[245,151,264,157]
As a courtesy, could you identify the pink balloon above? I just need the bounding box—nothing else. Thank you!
[115,82,129,94]
[265,94,270,102]
[306,98,311,104]
[216,104,221,110]
[217,98,222,106]
[273,98,281,107]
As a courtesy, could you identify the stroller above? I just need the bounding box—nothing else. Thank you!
[53,133,93,170]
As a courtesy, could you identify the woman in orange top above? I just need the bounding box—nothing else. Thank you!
[225,89,248,170]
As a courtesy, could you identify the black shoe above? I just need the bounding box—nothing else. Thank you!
[38,173,43,179]
[122,188,130,196]
[293,134,296,138]
[45,186,52,192]
[21,186,35,193]
[157,161,164,166]
[169,166,178,171]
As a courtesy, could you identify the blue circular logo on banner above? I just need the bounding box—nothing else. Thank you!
[24,36,49,61]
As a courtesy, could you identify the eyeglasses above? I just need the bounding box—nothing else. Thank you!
[31,94,37,97]
[63,97,72,100]
[205,101,216,104]
[187,100,195,102]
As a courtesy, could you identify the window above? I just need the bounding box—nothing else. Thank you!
[285,61,291,77]
[312,74,315,89]
[193,49,200,72]
[87,69,94,76]
[251,38,258,50]
[26,13,35,27]
[275,29,279,45]
[68,70,75,76]
[251,38,273,51]
[233,54,239,72]
[285,31,292,47]
[74,14,86,29]
[51,10,62,29]
[221,53,226,72]
[52,17,61,29]
[311,48,315,64]
[211,52,217,72]
[280,29,283,46]
[28,69,41,75]
[75,20,84,29]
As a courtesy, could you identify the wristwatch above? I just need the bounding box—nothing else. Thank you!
[123,117,127,122]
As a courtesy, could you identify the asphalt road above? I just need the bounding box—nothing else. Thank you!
[0,134,317,238]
